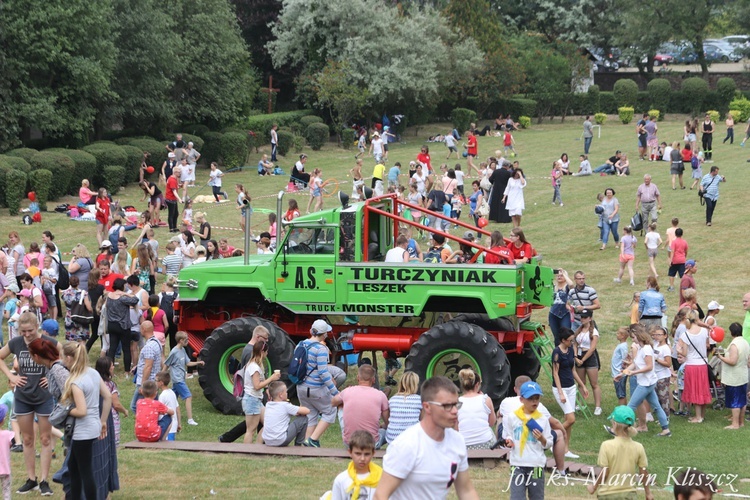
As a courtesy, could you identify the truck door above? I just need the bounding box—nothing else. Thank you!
[275,226,337,311]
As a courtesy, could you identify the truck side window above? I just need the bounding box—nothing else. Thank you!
[286,227,334,255]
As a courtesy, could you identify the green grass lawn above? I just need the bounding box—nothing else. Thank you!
[5,115,750,498]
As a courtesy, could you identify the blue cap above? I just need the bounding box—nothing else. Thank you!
[0,404,7,423]
[520,381,543,399]
[41,319,59,336]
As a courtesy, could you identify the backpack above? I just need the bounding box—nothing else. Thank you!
[53,257,70,291]
[35,286,49,314]
[233,368,245,400]
[159,292,177,328]
[630,211,644,232]
[423,248,443,264]
[691,156,700,169]
[69,290,94,326]
[288,341,314,385]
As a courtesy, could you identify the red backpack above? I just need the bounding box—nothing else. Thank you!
[35,286,49,314]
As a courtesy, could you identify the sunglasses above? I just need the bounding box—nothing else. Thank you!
[447,462,458,488]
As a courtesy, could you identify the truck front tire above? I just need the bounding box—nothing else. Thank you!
[199,317,295,414]
[405,321,510,408]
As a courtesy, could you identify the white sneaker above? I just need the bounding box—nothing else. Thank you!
[564,451,579,459]
[645,412,654,422]
[613,278,621,283]
[188,419,199,426]
[594,407,602,416]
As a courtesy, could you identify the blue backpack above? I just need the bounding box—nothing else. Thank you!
[288,341,314,385]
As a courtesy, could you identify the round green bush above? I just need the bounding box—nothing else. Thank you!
[304,122,330,151]
[587,84,601,113]
[518,116,531,129]
[114,135,156,146]
[201,132,223,165]
[647,79,671,120]
[594,113,607,125]
[217,132,248,168]
[618,107,635,124]
[120,138,167,172]
[299,116,324,129]
[163,133,204,152]
[83,144,128,186]
[46,149,97,195]
[102,166,126,195]
[729,109,742,122]
[5,148,38,164]
[28,169,53,211]
[276,130,294,156]
[29,151,75,199]
[706,110,720,123]
[0,160,12,207]
[181,124,210,137]
[717,77,736,112]
[613,79,639,108]
[293,135,306,154]
[0,154,32,174]
[451,108,478,135]
[5,169,27,216]
[120,144,144,182]
[681,77,709,116]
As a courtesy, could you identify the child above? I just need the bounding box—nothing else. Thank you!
[551,161,563,207]
[644,223,662,278]
[236,184,252,232]
[441,198,452,232]
[501,381,552,500]
[156,372,180,441]
[161,242,182,278]
[574,154,592,176]
[615,226,636,286]
[0,403,12,499]
[629,292,641,325]
[209,162,226,203]
[589,406,652,499]
[96,357,128,446]
[595,193,605,242]
[242,341,280,444]
[612,327,630,405]
[95,188,110,246]
[664,217,678,265]
[451,188,463,227]
[25,258,41,288]
[444,131,458,159]
[165,331,205,426]
[181,198,193,231]
[307,168,324,214]
[690,149,704,190]
[3,285,19,343]
[268,213,277,248]
[453,165,465,199]
[350,160,364,200]
[324,430,382,500]
[41,256,58,319]
[355,131,366,160]
[135,380,174,442]
[218,238,236,258]
[262,381,310,447]
[143,295,168,349]
[650,325,672,417]
[503,129,517,157]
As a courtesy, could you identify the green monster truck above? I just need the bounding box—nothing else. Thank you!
[175,191,554,414]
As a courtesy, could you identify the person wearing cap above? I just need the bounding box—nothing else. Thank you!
[591,406,653,499]
[678,259,697,303]
[376,376,479,500]
[500,381,552,500]
[381,125,395,161]
[299,320,339,448]
[592,150,622,175]
[716,323,749,430]
[162,151,177,184]
[96,240,113,265]
[40,319,59,338]
[704,300,723,329]
[369,132,384,164]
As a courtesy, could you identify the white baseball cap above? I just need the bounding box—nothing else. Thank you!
[168,152,176,158]
[707,301,724,311]
[311,319,332,336]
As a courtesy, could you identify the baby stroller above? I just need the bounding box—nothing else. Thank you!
[708,354,725,410]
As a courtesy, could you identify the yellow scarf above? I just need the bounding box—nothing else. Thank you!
[514,406,542,457]
[149,306,159,318]
[345,461,382,500]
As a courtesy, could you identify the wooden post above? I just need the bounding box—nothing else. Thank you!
[260,75,280,114]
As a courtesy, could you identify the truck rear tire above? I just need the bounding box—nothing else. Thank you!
[199,317,295,415]
[507,347,541,385]
[451,313,515,333]
[405,321,510,408]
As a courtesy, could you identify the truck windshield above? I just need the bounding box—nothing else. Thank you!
[285,227,335,255]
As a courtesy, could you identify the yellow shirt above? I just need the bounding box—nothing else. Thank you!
[372,164,385,180]
[597,437,648,497]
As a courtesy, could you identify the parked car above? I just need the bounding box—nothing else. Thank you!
[590,47,620,72]
[721,35,750,52]
[653,51,674,66]
[704,40,743,62]
[656,42,698,65]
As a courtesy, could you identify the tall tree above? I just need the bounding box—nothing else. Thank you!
[313,61,370,144]
[0,0,117,145]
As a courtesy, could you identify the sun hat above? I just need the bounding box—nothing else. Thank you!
[520,381,543,398]
[6,283,19,294]
[168,152,176,158]
[707,300,724,311]
[311,319,332,336]
[608,405,636,426]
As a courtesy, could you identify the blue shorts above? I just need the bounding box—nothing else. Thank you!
[242,395,263,416]
[14,397,54,417]
[166,432,176,441]
[614,376,628,400]
[158,415,172,439]
[172,381,192,400]
[725,384,748,409]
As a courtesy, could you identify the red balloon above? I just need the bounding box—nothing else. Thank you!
[477,217,489,228]
[146,166,155,174]
[27,191,36,202]
[710,326,725,343]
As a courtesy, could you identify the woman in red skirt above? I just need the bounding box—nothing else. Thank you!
[677,310,712,423]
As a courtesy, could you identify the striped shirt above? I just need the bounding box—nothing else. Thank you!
[162,254,182,277]
[700,173,721,200]
[386,394,422,443]
[300,340,338,395]
[567,284,598,320]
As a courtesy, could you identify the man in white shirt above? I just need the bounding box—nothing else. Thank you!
[384,235,410,263]
[270,124,278,161]
[375,376,479,500]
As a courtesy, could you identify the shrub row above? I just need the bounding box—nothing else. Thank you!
[246,110,314,146]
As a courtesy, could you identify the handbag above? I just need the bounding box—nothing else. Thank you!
[684,330,718,386]
[49,401,74,428]
[697,176,717,206]
[480,175,492,192]
[476,199,490,217]
[70,290,94,326]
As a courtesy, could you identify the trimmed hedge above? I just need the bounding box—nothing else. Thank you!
[29,152,75,199]
[0,154,32,174]
[0,161,11,207]
[120,145,144,182]
[518,116,531,129]
[82,144,128,185]
[729,97,750,122]
[102,166,126,195]
[613,80,638,108]
[5,148,38,164]
[276,130,294,156]
[587,85,600,113]
[119,138,167,172]
[299,115,324,129]
[163,133,204,152]
[716,78,736,114]
[647,79,671,120]
[217,132,248,168]
[246,110,314,145]
[45,149,97,195]
[28,169,53,211]
[451,108,477,134]
[6,169,27,216]
[682,77,709,116]
[305,122,330,151]
[201,132,223,165]
[181,124,210,137]
[594,113,607,125]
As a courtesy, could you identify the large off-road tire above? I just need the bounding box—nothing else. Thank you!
[199,317,294,414]
[507,347,541,385]
[405,321,510,408]
[451,313,515,333]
